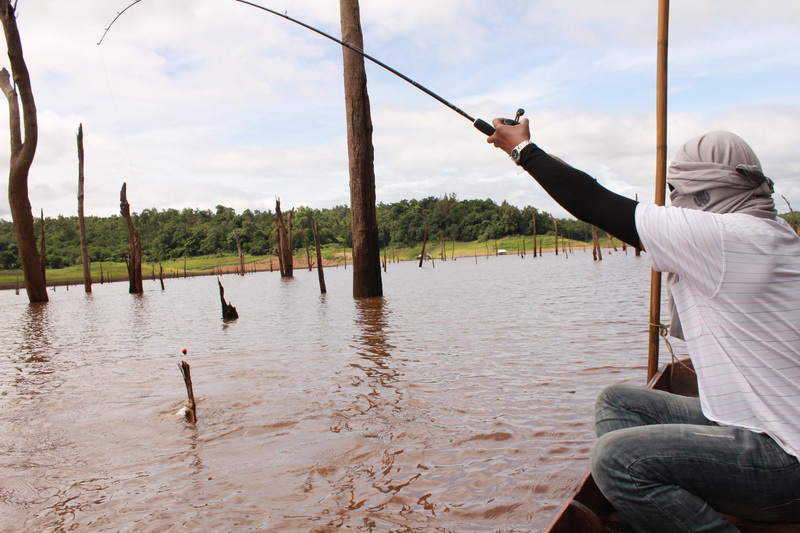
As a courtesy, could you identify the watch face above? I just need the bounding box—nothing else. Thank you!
[512,149,520,160]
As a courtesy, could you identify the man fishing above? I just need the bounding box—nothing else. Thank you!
[487,121,800,532]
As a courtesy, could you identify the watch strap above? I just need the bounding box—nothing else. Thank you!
[511,140,533,164]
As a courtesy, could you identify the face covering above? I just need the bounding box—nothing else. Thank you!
[668,131,776,218]
[666,131,777,339]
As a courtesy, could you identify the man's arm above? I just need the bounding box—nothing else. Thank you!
[487,118,641,248]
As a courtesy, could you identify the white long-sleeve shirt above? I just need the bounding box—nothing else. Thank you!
[636,203,800,458]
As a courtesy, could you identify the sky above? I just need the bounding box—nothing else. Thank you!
[0,0,798,220]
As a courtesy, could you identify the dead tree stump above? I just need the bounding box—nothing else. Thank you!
[178,358,196,423]
[217,278,238,320]
[77,124,92,293]
[120,183,143,293]
[0,4,48,303]
[341,0,383,297]
[313,221,327,294]
[418,221,429,268]
[233,228,245,276]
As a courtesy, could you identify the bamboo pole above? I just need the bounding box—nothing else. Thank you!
[647,0,670,381]
[634,194,642,257]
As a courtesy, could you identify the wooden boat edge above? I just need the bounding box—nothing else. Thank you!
[542,360,683,533]
[543,360,799,532]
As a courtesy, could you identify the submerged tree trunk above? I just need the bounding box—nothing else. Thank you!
[313,221,327,294]
[552,217,559,256]
[275,198,294,278]
[275,227,284,276]
[304,230,312,271]
[120,183,143,293]
[218,278,238,320]
[592,225,603,261]
[233,228,244,276]
[178,359,197,423]
[782,195,798,235]
[38,209,46,284]
[77,124,91,293]
[606,234,618,251]
[340,0,382,298]
[418,221,429,267]
[0,2,46,302]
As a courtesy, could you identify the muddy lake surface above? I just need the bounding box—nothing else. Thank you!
[0,250,677,532]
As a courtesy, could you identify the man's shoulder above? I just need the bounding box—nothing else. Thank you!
[637,203,787,233]
[635,203,721,230]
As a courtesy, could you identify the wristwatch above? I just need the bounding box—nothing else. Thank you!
[511,140,532,165]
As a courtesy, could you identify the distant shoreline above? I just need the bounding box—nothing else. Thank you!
[0,243,624,292]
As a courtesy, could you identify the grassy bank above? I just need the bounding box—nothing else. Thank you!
[0,235,600,290]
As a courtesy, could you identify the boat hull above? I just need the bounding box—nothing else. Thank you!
[544,359,799,532]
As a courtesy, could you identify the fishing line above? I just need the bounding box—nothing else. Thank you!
[97,45,144,207]
[98,0,521,135]
[232,0,510,135]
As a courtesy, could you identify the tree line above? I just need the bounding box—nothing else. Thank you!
[0,194,607,270]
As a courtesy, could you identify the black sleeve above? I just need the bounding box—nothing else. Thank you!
[518,143,641,248]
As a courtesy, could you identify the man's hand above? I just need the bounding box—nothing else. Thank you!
[487,117,531,155]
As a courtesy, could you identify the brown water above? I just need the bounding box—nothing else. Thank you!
[0,251,660,532]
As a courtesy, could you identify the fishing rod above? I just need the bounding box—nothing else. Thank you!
[233,0,521,136]
[99,0,521,135]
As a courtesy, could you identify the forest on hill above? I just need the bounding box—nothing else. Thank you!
[0,193,796,271]
[2,195,600,270]
[9,193,786,271]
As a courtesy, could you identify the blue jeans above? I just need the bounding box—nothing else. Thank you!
[590,384,800,532]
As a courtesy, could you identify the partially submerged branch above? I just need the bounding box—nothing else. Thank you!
[178,358,196,423]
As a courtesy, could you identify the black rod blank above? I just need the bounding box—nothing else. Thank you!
[234,0,497,135]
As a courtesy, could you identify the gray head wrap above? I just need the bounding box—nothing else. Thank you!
[666,131,776,339]
[668,131,776,218]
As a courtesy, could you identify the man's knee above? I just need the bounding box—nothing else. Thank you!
[590,427,653,492]
[591,430,623,485]
[595,383,639,412]
[594,384,646,437]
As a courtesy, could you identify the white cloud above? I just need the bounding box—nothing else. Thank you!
[0,0,797,222]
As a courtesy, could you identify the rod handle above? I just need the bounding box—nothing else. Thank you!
[473,118,520,136]
[473,118,494,135]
